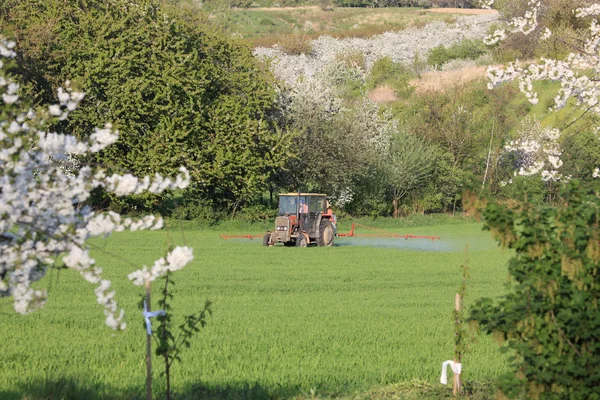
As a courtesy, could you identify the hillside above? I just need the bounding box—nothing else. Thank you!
[212,6,497,47]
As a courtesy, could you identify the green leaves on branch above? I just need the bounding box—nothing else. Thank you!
[469,181,600,399]
[155,273,212,399]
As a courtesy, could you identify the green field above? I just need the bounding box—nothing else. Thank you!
[0,222,512,399]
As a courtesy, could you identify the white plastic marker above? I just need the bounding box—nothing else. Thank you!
[440,360,462,385]
[143,300,166,335]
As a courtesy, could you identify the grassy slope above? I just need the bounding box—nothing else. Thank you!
[0,222,511,399]
[211,7,460,47]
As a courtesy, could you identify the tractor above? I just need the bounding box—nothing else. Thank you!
[263,193,336,247]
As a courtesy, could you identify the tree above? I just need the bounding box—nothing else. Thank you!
[481,0,600,178]
[468,1,600,397]
[2,0,292,212]
[276,68,396,202]
[0,36,192,328]
[384,132,435,218]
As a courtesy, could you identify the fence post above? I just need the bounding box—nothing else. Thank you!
[453,292,462,396]
[145,280,152,400]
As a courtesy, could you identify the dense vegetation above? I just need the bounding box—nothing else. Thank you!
[1,0,293,213]
[2,0,598,222]
[470,182,600,399]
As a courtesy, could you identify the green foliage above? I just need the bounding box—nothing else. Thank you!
[366,56,414,99]
[427,39,487,69]
[236,203,278,222]
[168,195,227,224]
[561,131,600,187]
[470,181,600,399]
[4,0,292,212]
[384,132,436,217]
[496,175,548,204]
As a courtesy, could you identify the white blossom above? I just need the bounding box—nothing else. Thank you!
[128,246,194,286]
[254,14,497,86]
[0,36,192,329]
[480,0,600,179]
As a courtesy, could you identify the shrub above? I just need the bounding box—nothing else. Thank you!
[237,204,278,223]
[335,49,366,71]
[469,181,600,399]
[277,33,313,55]
[427,39,488,69]
[366,56,414,99]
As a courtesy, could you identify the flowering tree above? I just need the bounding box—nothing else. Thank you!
[480,0,600,181]
[469,2,600,398]
[0,38,193,330]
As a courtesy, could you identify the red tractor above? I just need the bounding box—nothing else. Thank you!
[263,193,336,247]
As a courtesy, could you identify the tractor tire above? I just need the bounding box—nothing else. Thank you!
[317,219,335,247]
[295,233,308,247]
[263,233,271,247]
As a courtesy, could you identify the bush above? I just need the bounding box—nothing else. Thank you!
[427,38,488,69]
[237,204,278,223]
[335,50,366,71]
[469,181,600,399]
[277,33,313,55]
[169,197,226,225]
[366,57,414,99]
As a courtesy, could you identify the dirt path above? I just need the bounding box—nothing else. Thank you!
[368,64,494,102]
[410,65,491,93]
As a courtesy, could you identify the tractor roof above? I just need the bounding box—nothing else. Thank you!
[279,193,327,197]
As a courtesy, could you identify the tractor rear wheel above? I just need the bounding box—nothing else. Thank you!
[295,233,308,247]
[317,219,335,247]
[263,233,271,247]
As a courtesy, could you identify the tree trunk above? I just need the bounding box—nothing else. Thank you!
[393,198,399,219]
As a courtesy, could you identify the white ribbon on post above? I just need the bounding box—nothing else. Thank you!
[440,360,462,385]
[143,300,166,335]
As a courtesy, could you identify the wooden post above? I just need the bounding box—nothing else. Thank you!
[453,293,461,396]
[145,280,152,400]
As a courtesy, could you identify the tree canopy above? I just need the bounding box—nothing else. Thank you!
[2,0,292,211]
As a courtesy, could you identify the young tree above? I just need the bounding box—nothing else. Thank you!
[384,133,436,218]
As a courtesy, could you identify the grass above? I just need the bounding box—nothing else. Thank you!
[209,7,466,47]
[0,221,512,399]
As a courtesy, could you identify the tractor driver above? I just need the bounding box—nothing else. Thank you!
[298,197,309,214]
[325,200,338,236]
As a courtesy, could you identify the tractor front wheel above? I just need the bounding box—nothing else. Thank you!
[296,233,308,247]
[263,233,272,247]
[317,219,335,247]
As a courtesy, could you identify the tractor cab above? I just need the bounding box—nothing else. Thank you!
[264,193,336,247]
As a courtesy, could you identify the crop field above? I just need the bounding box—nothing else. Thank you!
[0,222,512,399]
